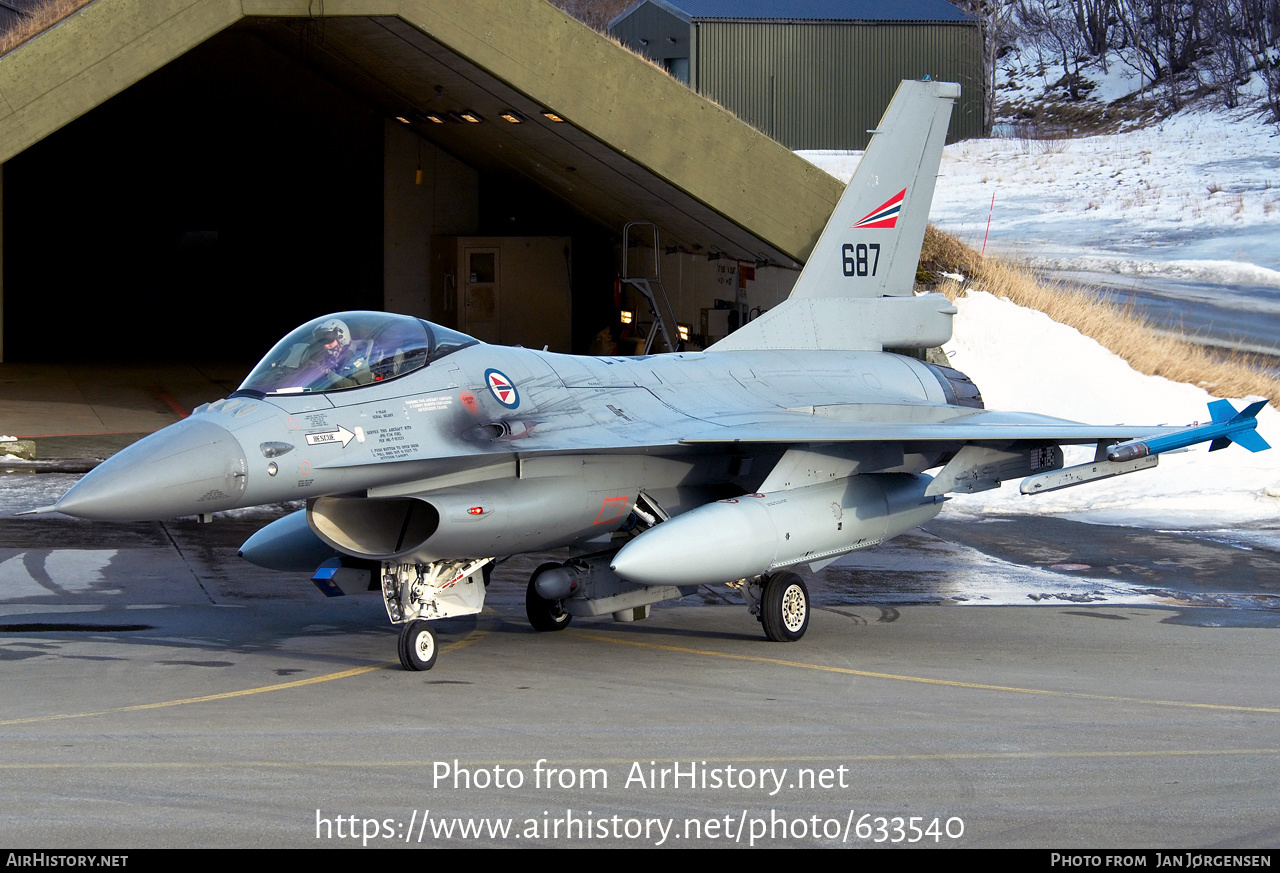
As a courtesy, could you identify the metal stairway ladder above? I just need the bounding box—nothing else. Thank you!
[621,221,680,354]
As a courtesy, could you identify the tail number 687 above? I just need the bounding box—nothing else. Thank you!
[842,243,881,277]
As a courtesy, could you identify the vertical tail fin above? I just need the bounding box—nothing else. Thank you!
[791,79,958,301]
[709,80,959,353]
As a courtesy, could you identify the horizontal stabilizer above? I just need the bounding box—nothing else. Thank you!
[706,294,956,352]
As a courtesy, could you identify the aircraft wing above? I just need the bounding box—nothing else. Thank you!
[679,407,1182,446]
[681,399,1268,497]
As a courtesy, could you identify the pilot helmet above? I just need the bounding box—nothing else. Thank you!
[312,318,351,357]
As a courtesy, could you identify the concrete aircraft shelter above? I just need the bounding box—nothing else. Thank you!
[0,0,847,363]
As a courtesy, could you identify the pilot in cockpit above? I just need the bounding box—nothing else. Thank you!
[310,318,372,389]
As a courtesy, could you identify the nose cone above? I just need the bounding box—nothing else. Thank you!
[54,419,248,521]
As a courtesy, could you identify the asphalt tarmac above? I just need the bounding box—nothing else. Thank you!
[3,495,1280,849]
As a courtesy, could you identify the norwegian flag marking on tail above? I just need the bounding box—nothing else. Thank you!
[852,188,907,229]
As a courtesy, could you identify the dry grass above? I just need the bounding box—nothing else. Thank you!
[997,97,1160,137]
[920,226,1280,400]
[0,0,93,56]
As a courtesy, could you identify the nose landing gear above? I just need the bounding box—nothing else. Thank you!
[398,620,438,671]
[383,558,491,671]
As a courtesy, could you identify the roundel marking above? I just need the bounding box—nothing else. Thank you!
[484,368,520,409]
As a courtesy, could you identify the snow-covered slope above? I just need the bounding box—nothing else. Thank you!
[801,110,1280,533]
[943,291,1280,530]
[801,111,1280,281]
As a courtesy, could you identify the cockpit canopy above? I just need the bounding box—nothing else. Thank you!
[239,311,478,396]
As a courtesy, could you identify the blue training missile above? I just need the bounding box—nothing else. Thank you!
[1108,400,1270,462]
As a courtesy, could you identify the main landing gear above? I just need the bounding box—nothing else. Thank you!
[522,558,811,643]
[526,563,573,632]
[743,571,810,642]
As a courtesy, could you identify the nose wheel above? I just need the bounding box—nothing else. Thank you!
[398,620,438,671]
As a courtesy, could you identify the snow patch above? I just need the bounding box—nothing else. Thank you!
[942,291,1280,529]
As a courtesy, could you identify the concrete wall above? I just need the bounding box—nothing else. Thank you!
[660,252,795,312]
[0,0,850,359]
[368,0,843,262]
[0,0,842,262]
[382,120,478,321]
[431,236,574,352]
[0,164,4,362]
[0,0,244,162]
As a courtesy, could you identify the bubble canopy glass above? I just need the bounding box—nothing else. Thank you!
[238,311,478,396]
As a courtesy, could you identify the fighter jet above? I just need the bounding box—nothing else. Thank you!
[38,81,1269,670]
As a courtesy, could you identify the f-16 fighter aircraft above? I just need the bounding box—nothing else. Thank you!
[39,81,1269,670]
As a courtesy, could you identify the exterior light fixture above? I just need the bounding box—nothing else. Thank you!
[541,110,565,122]
[423,112,446,124]
[677,324,690,342]
[394,115,411,124]
[620,310,634,325]
[460,111,484,123]
[500,111,524,123]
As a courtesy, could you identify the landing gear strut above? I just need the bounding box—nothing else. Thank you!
[526,563,573,632]
[382,558,491,671]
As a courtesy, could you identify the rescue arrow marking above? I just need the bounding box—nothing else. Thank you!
[305,426,355,448]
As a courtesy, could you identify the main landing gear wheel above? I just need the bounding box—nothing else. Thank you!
[761,572,809,642]
[526,563,572,632]
[398,619,438,671]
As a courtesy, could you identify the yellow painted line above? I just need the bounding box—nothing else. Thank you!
[2,748,1279,771]
[573,632,1280,715]
[0,631,488,727]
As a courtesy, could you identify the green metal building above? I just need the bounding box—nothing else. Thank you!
[609,0,984,149]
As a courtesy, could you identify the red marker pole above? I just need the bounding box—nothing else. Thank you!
[981,190,995,256]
